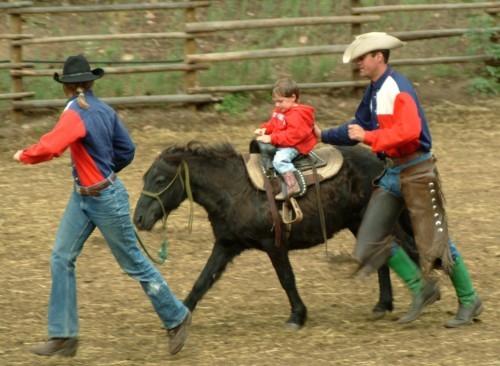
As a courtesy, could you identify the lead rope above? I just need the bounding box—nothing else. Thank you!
[135,160,194,264]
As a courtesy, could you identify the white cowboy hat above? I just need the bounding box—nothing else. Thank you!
[342,32,406,63]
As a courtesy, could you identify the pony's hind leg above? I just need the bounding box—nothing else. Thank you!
[266,246,307,330]
[372,264,394,319]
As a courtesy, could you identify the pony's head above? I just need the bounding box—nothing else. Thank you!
[133,153,187,231]
[133,141,238,231]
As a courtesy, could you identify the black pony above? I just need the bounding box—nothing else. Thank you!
[133,141,417,329]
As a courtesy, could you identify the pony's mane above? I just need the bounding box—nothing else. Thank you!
[159,140,239,161]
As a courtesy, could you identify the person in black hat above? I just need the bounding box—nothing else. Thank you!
[13,55,192,357]
[314,32,483,327]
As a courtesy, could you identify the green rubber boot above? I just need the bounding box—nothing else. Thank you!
[387,247,440,323]
[445,256,483,328]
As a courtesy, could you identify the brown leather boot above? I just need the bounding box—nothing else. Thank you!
[398,281,441,323]
[275,171,300,200]
[445,297,484,328]
[168,311,192,355]
[30,337,78,357]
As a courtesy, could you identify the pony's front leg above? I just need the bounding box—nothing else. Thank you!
[266,246,307,330]
[184,239,244,311]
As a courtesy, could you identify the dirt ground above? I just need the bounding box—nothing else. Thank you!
[0,84,499,366]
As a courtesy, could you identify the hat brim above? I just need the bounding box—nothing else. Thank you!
[53,68,104,83]
[343,33,405,63]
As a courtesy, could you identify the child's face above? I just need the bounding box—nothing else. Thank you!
[273,94,296,113]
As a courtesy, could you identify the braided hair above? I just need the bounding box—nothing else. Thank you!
[63,81,94,109]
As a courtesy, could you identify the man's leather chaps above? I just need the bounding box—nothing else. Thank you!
[400,156,452,275]
[354,156,452,277]
[354,185,404,274]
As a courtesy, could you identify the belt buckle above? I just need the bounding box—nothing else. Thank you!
[76,186,89,196]
[385,158,395,168]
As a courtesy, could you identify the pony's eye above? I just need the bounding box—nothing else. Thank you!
[155,176,167,187]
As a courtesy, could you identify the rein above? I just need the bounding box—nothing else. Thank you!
[135,160,194,264]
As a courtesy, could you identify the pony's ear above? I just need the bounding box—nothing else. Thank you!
[249,138,260,153]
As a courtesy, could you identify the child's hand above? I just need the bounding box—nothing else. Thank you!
[254,128,266,136]
[256,135,271,143]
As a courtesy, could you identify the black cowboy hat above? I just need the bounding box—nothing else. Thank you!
[53,55,104,83]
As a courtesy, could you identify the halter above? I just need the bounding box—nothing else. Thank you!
[136,160,194,264]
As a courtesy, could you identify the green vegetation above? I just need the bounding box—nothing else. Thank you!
[214,93,253,116]
[465,14,499,96]
[0,0,497,110]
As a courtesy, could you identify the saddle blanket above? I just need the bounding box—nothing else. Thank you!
[242,146,344,191]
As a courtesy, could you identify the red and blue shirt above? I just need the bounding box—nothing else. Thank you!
[321,66,432,158]
[19,90,135,187]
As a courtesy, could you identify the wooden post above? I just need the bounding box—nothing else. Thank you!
[9,12,24,123]
[184,4,198,111]
[350,0,363,98]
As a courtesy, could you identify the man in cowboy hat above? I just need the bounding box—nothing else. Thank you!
[14,55,192,356]
[314,32,483,327]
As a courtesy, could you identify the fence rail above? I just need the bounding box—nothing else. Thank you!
[11,63,210,77]
[1,1,498,122]
[392,28,500,41]
[6,1,211,14]
[11,32,206,46]
[11,93,222,110]
[185,15,381,32]
[352,1,500,14]
[0,1,32,9]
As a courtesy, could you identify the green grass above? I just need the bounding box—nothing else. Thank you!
[214,93,252,116]
[0,0,497,109]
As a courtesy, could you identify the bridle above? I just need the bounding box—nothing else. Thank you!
[135,160,194,264]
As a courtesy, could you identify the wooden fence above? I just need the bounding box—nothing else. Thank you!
[0,1,498,123]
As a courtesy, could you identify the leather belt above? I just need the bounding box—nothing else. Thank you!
[385,150,427,168]
[76,173,116,197]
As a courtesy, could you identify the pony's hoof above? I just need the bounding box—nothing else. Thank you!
[284,322,302,331]
[369,310,387,321]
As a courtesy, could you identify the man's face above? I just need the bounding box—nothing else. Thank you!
[354,51,384,81]
[273,94,296,113]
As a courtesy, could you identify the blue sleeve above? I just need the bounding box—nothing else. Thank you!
[321,120,359,146]
[112,116,135,173]
[321,87,373,146]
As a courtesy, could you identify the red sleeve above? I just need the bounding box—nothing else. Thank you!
[19,109,86,164]
[364,92,421,153]
[260,112,278,134]
[270,109,314,147]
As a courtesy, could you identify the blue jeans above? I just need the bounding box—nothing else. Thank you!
[47,178,188,338]
[379,153,460,259]
[272,147,299,175]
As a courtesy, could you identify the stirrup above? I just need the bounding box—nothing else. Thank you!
[282,197,303,225]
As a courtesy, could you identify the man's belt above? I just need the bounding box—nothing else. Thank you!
[385,150,427,168]
[76,173,117,197]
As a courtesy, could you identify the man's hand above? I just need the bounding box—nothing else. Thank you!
[348,124,366,142]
